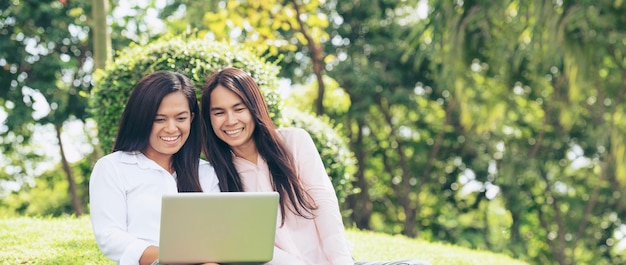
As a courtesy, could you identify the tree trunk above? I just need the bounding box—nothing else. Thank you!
[55,123,84,216]
[348,119,372,229]
[377,99,417,237]
[289,0,326,115]
[92,0,110,70]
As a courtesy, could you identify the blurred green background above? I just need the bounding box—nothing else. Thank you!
[1,1,626,264]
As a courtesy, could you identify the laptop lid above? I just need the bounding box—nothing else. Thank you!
[159,192,279,264]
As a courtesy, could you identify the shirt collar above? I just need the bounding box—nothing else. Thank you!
[117,151,165,171]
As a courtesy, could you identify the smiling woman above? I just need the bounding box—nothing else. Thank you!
[201,67,354,264]
[143,91,194,173]
[200,67,429,265]
[89,70,220,265]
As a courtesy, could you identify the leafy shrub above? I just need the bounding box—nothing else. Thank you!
[91,36,282,152]
[90,36,355,207]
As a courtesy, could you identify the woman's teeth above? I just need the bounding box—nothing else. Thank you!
[161,136,179,141]
[225,128,243,135]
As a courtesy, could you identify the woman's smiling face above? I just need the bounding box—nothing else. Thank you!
[143,91,193,167]
[208,85,256,156]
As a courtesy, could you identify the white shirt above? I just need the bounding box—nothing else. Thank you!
[89,151,220,265]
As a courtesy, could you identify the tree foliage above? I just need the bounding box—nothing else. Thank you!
[0,0,94,215]
[3,1,626,264]
[161,0,331,113]
[152,1,626,263]
[291,0,626,264]
[316,0,626,264]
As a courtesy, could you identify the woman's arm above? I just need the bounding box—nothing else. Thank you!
[284,128,355,264]
[266,246,307,265]
[89,156,152,264]
[139,246,159,265]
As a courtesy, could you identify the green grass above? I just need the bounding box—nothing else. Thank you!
[346,229,528,265]
[0,216,108,264]
[0,216,529,265]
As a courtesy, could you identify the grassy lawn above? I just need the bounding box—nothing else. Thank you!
[0,216,529,265]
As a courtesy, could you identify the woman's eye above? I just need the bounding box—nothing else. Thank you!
[177,117,188,121]
[235,108,246,112]
[154,118,166,123]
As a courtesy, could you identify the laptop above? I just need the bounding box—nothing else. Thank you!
[159,192,279,264]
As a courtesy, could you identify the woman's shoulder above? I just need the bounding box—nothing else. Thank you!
[199,158,217,173]
[97,150,137,161]
[95,150,122,163]
[198,158,220,192]
[276,127,316,152]
[94,151,143,168]
[277,127,310,140]
[90,151,135,177]
[199,158,213,168]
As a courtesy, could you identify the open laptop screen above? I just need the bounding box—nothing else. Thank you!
[159,192,279,264]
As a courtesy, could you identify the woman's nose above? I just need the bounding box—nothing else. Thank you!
[226,112,237,124]
[165,119,178,131]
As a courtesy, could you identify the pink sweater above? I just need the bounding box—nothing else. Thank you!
[233,128,354,265]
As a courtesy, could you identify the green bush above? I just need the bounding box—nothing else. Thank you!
[90,36,355,205]
[91,36,282,153]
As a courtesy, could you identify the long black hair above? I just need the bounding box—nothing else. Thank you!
[200,67,317,224]
[113,70,203,192]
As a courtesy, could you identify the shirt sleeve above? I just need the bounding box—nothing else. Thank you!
[266,246,307,265]
[284,128,355,265]
[89,157,150,265]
